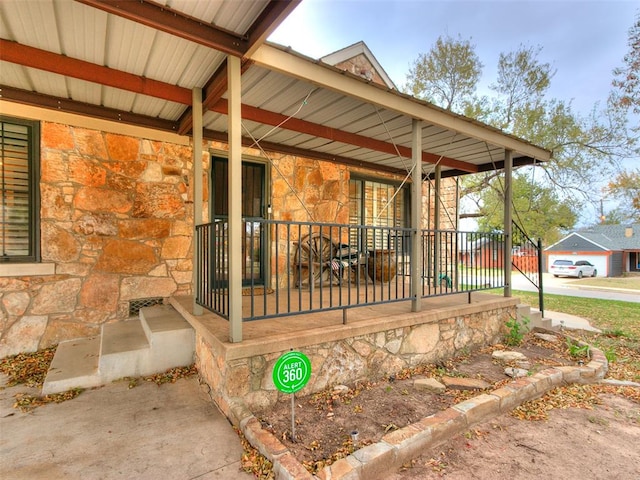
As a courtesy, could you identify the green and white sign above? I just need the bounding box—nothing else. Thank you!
[272,351,311,394]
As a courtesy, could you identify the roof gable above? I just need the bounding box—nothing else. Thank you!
[545,224,640,252]
[320,41,397,89]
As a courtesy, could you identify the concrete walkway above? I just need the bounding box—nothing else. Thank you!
[546,310,602,332]
[0,304,603,480]
[0,377,252,480]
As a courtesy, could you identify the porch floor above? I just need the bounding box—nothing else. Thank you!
[170,289,519,361]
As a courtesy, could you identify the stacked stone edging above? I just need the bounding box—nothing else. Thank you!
[229,335,608,480]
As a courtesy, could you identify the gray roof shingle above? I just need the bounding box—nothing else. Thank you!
[576,224,640,250]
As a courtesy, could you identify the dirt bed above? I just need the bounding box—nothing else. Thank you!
[388,393,640,479]
[256,332,581,474]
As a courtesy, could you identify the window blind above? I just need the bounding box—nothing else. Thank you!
[1,119,35,260]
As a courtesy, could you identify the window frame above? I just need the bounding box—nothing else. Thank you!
[349,174,410,228]
[1,116,41,263]
[349,175,410,252]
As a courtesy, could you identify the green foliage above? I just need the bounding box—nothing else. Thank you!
[504,316,529,346]
[613,13,640,115]
[566,339,590,359]
[404,34,482,111]
[603,348,617,364]
[511,290,640,341]
[603,328,629,338]
[603,170,640,222]
[406,37,637,231]
[475,173,577,244]
[490,44,555,130]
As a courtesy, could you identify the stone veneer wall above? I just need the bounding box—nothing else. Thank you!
[0,121,200,357]
[0,115,459,357]
[195,304,509,417]
[424,177,458,230]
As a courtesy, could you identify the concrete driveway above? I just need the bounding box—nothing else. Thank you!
[0,377,252,480]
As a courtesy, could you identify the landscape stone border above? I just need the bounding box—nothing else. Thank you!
[224,331,608,480]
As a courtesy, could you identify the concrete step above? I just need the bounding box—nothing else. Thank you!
[42,304,195,395]
[42,336,102,395]
[515,304,534,332]
[99,319,151,383]
[517,303,554,330]
[139,305,195,375]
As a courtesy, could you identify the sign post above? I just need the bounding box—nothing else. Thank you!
[272,351,311,441]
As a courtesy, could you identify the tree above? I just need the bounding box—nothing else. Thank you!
[475,173,577,245]
[404,34,482,111]
[603,169,640,222]
[490,45,555,129]
[459,45,634,227]
[613,13,640,114]
[406,37,637,234]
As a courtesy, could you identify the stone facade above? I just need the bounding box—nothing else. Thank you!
[332,54,388,87]
[195,304,509,415]
[0,112,458,357]
[0,121,199,357]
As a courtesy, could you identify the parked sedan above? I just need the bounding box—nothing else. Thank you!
[550,259,597,278]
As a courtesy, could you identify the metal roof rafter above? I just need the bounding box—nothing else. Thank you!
[0,39,192,104]
[75,0,249,56]
[251,44,552,162]
[177,58,254,136]
[1,41,476,169]
[210,99,478,172]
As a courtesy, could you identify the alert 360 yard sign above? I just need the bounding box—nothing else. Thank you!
[272,351,311,394]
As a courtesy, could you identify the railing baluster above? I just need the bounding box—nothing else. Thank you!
[194,219,511,321]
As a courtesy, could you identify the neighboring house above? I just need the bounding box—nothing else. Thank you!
[459,237,505,269]
[544,224,640,277]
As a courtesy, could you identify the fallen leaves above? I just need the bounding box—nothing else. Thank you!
[0,347,198,413]
[0,346,56,387]
[141,364,197,386]
[13,388,84,412]
[237,427,274,480]
[510,383,640,422]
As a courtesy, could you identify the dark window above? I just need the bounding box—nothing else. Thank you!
[1,117,40,263]
[349,177,408,250]
[553,260,573,266]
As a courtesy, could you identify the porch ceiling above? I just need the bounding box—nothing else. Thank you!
[0,0,551,178]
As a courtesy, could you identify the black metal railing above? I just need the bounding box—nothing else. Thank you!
[195,219,507,321]
[512,221,544,316]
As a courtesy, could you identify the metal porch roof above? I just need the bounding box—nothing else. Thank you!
[0,0,551,179]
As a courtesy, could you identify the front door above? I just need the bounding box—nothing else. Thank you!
[211,156,267,286]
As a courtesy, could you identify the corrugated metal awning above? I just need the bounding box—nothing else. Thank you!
[0,0,551,178]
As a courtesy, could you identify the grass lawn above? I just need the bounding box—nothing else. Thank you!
[572,276,640,290]
[513,289,640,382]
[513,289,640,339]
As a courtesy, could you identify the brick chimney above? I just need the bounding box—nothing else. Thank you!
[625,226,633,238]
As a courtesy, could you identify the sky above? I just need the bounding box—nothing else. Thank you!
[269,0,638,226]
[269,0,637,116]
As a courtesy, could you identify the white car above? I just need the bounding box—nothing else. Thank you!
[550,259,597,278]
